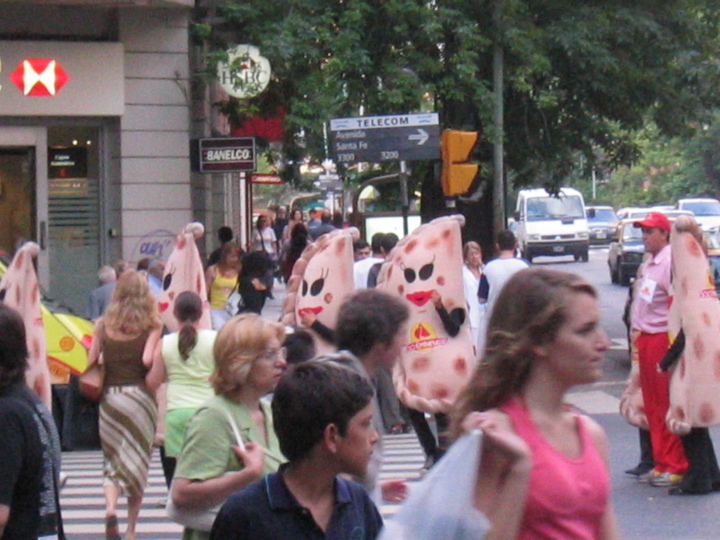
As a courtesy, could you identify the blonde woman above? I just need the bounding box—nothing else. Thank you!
[462,241,485,353]
[171,313,287,540]
[86,270,163,540]
[205,242,242,330]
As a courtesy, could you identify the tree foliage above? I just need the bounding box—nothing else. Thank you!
[200,0,720,221]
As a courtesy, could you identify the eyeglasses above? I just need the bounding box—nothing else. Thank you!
[255,347,287,363]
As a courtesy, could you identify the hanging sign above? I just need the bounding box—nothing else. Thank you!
[217,45,271,99]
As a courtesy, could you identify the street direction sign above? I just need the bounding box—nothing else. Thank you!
[329,113,440,164]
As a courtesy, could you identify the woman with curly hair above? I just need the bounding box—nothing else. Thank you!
[86,269,163,540]
[452,267,619,540]
[171,313,287,540]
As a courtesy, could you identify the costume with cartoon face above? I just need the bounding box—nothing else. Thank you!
[377,215,475,414]
[666,216,720,434]
[157,222,212,332]
[281,227,359,355]
[0,242,52,409]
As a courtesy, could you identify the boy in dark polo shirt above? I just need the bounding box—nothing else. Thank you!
[210,361,383,540]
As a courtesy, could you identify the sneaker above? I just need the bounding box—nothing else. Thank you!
[649,472,683,488]
[637,469,660,483]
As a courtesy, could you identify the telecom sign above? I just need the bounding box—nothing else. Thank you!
[198,137,256,173]
[329,113,440,164]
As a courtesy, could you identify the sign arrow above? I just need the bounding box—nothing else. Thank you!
[408,128,429,145]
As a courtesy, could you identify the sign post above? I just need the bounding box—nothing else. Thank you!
[328,113,440,164]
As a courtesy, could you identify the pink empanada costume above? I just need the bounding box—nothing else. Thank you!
[281,227,359,355]
[377,215,476,414]
[665,215,720,434]
[157,222,212,332]
[0,242,51,409]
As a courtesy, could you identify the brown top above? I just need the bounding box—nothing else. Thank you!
[102,331,150,386]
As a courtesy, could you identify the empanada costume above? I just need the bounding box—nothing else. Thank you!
[377,215,476,413]
[281,227,359,355]
[0,242,51,409]
[157,222,212,332]
[666,215,720,434]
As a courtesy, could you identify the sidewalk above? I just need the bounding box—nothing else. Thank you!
[262,278,287,322]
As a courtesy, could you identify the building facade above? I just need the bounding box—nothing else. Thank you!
[0,0,237,313]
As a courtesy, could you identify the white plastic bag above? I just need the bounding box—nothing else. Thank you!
[379,430,489,540]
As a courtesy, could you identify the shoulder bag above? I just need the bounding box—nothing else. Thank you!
[166,408,245,532]
[79,357,104,402]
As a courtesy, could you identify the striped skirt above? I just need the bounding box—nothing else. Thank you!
[99,385,158,498]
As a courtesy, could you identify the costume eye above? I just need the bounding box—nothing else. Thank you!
[404,268,416,283]
[302,279,309,296]
[309,269,329,296]
[310,277,325,296]
[162,272,173,291]
[419,263,434,281]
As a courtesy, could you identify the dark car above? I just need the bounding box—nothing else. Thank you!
[608,220,646,286]
[587,205,618,244]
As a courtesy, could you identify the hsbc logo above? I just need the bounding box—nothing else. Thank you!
[9,58,69,97]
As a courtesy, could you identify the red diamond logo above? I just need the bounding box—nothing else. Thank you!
[10,59,70,97]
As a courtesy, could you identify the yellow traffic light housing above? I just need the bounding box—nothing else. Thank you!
[441,130,479,196]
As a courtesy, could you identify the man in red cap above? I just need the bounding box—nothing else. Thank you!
[630,212,688,487]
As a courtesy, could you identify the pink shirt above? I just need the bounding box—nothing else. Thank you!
[500,399,610,540]
[631,243,671,334]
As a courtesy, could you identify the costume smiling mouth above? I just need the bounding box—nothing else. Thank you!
[406,291,433,307]
[158,302,170,312]
[298,306,323,316]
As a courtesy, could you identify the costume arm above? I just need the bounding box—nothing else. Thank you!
[310,320,335,344]
[432,292,465,337]
[659,329,685,372]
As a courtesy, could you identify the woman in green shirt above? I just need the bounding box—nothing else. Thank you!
[171,313,287,540]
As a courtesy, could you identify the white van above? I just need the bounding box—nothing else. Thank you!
[514,187,590,263]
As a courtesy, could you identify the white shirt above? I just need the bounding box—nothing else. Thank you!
[462,265,485,351]
[480,257,530,319]
[353,256,384,289]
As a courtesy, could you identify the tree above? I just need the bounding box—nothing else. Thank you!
[198,0,720,247]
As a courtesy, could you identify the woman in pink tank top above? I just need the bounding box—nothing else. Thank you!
[452,267,620,540]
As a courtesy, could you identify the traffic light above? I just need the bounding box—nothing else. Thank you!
[441,130,479,196]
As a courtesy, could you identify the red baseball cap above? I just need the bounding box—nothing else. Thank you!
[633,211,671,233]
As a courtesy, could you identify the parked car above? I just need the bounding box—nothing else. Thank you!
[586,205,618,244]
[608,220,647,286]
[653,208,694,220]
[677,198,720,232]
[616,207,650,221]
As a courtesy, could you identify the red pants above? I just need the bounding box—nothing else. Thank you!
[636,332,688,474]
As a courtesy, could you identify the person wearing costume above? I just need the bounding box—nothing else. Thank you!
[659,330,720,494]
[630,212,688,487]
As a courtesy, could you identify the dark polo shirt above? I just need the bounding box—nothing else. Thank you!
[210,467,383,540]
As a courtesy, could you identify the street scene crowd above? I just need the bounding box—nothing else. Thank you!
[2,205,720,540]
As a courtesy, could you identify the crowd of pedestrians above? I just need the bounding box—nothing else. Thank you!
[7,204,720,539]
